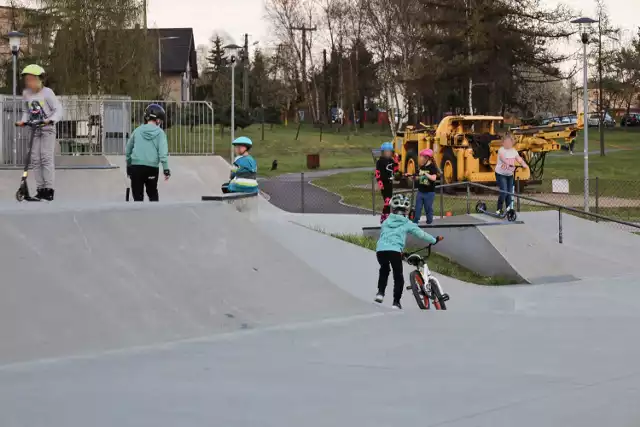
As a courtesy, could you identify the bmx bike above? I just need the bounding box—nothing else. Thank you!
[403,241,449,310]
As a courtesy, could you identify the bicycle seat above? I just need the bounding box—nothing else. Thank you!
[405,254,423,267]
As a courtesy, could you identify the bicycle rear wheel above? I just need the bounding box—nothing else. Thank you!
[409,271,430,310]
[429,277,447,310]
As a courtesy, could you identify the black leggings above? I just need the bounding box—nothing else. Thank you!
[380,182,393,223]
[377,251,404,301]
[130,165,159,202]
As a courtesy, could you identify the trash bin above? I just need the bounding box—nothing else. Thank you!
[307,153,320,169]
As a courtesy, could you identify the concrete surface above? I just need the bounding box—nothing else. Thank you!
[2,164,640,425]
[0,202,373,365]
[3,275,640,427]
[0,155,230,203]
[259,173,372,214]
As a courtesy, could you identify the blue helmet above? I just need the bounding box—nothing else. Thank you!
[232,136,253,147]
[380,142,394,152]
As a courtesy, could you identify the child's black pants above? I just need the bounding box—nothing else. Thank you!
[377,251,404,301]
[129,165,159,202]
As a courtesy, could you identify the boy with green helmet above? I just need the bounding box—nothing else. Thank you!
[221,136,258,194]
[16,64,62,201]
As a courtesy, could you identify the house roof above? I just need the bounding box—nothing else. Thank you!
[152,28,198,79]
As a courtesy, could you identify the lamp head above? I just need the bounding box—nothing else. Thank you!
[7,30,24,54]
[224,43,242,64]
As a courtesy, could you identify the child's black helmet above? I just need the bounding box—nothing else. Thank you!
[144,103,166,123]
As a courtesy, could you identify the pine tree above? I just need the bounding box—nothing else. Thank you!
[206,36,228,72]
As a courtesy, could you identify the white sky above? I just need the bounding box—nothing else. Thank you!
[146,0,638,49]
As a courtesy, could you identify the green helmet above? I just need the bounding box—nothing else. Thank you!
[21,64,45,77]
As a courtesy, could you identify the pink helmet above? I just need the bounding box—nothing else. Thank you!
[420,148,434,157]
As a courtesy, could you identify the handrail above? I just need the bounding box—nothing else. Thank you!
[433,181,640,243]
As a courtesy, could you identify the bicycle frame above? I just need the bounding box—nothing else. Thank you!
[405,245,448,309]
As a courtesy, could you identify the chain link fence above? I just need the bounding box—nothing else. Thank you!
[0,96,214,165]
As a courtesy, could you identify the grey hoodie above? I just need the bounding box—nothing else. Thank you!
[20,87,63,133]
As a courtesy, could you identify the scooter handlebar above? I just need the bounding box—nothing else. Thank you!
[15,120,51,127]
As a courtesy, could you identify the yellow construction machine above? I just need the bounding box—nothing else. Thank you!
[393,114,583,186]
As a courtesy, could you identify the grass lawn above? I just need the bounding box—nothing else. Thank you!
[332,234,519,286]
[213,123,390,177]
[312,170,640,222]
[169,122,639,182]
[543,128,640,182]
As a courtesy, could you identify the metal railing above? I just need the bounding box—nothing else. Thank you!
[0,96,215,165]
[433,181,640,243]
[261,172,640,239]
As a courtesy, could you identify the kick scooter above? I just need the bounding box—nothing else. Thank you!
[15,119,46,202]
[475,171,521,222]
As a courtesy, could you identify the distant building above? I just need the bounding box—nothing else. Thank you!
[154,28,199,102]
[574,86,640,116]
[0,5,44,59]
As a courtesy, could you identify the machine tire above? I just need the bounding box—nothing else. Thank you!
[475,201,487,213]
[506,209,517,222]
[440,148,457,193]
[405,151,419,177]
[409,271,429,310]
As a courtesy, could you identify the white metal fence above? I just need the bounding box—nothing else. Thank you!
[0,96,215,165]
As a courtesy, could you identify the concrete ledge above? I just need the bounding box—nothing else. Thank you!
[202,192,258,216]
[363,220,526,283]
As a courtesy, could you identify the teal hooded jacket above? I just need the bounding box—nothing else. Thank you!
[376,214,437,253]
[125,123,169,170]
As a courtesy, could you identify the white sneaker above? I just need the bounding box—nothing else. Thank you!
[374,293,384,303]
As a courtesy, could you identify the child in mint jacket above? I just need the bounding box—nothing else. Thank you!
[375,193,441,309]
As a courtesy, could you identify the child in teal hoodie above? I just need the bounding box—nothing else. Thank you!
[221,136,258,194]
[375,193,441,309]
[125,104,171,202]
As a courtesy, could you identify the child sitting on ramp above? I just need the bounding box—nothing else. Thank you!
[375,193,442,309]
[222,137,258,194]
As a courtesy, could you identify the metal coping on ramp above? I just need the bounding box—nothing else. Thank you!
[202,193,258,201]
[362,219,524,231]
[362,215,524,231]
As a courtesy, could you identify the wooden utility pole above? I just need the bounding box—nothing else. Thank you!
[291,25,317,119]
[242,33,249,109]
[323,49,328,124]
[142,0,147,29]
[598,21,605,157]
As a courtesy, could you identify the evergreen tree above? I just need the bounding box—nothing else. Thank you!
[206,36,228,72]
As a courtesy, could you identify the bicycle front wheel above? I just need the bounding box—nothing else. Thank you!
[409,271,430,310]
[429,277,447,310]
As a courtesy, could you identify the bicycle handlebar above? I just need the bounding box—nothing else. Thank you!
[403,237,443,259]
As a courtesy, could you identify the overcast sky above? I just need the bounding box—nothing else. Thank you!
[146,0,638,49]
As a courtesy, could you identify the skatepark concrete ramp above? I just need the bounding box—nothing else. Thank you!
[0,155,231,203]
[363,215,578,284]
[0,202,373,365]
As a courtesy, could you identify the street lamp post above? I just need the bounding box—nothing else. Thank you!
[7,31,24,165]
[571,17,597,213]
[158,36,179,77]
[224,44,241,162]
